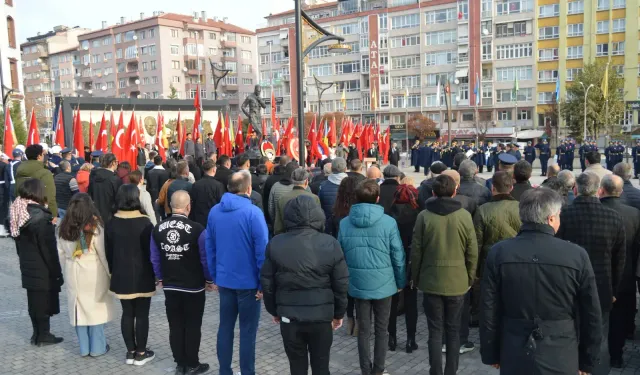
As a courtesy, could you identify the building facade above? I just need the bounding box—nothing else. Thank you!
[1,0,23,110]
[73,12,257,125]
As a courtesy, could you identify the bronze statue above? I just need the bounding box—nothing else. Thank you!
[241,85,266,139]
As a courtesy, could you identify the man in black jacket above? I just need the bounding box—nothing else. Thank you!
[480,188,602,375]
[189,160,224,227]
[511,160,533,201]
[346,159,366,184]
[557,171,626,375]
[213,155,233,191]
[167,161,192,209]
[419,161,447,208]
[457,160,490,207]
[260,195,349,375]
[388,142,400,166]
[146,156,169,204]
[378,165,402,214]
[88,153,122,223]
[53,160,79,219]
[599,175,640,368]
[236,153,263,211]
[613,162,640,210]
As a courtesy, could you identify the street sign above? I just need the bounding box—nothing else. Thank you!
[264,97,284,105]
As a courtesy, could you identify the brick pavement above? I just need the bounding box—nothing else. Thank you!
[1,165,640,374]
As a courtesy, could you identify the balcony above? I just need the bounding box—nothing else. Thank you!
[120,69,139,78]
[482,98,493,106]
[482,75,493,82]
[221,54,237,62]
[221,39,237,49]
[482,10,493,19]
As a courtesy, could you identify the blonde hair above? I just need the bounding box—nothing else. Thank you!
[80,163,94,172]
[400,176,415,186]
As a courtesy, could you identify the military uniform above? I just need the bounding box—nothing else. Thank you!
[536,141,550,176]
[564,141,575,171]
[486,143,495,173]
[524,143,535,165]
[605,142,614,171]
[633,141,640,178]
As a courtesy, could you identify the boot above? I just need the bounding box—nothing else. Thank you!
[37,333,64,346]
[388,336,396,351]
[347,317,355,336]
[406,338,418,354]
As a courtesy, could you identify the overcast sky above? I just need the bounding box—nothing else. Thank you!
[15,0,292,43]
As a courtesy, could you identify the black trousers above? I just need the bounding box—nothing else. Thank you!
[388,287,418,340]
[280,321,333,375]
[165,290,206,368]
[424,293,465,375]
[120,297,151,352]
[27,290,58,340]
[609,293,636,360]
[347,295,355,318]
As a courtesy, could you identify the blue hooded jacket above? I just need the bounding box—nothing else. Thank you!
[338,203,406,299]
[206,192,269,290]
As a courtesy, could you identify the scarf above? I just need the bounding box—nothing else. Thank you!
[72,231,90,259]
[328,172,348,185]
[393,184,419,209]
[9,197,38,238]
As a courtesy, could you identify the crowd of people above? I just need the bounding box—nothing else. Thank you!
[3,136,640,375]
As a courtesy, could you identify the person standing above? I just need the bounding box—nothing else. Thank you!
[146,155,169,204]
[318,157,348,236]
[388,142,399,167]
[411,140,420,172]
[57,193,114,357]
[206,171,269,375]
[411,175,478,375]
[261,195,349,375]
[15,144,58,222]
[194,136,205,166]
[598,175,640,368]
[378,165,402,214]
[273,168,319,235]
[54,160,80,219]
[189,160,224,227]
[213,155,233,189]
[613,162,640,210]
[633,140,640,179]
[338,179,405,375]
[534,139,550,176]
[105,184,156,366]
[183,133,195,159]
[128,170,157,226]
[510,160,533,201]
[458,160,491,207]
[88,153,122,223]
[524,141,535,166]
[205,133,217,156]
[10,178,64,346]
[236,153,264,211]
[480,188,602,375]
[584,151,612,182]
[151,191,213,375]
[167,161,193,208]
[557,172,626,375]
[268,162,300,226]
[137,144,148,177]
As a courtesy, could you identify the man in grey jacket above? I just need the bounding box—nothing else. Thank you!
[183,132,195,158]
[205,133,216,155]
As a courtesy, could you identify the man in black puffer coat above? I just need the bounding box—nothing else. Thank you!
[260,195,349,375]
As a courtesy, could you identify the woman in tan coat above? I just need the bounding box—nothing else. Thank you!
[57,193,114,357]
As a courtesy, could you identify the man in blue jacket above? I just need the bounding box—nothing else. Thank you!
[338,179,405,375]
[205,170,269,375]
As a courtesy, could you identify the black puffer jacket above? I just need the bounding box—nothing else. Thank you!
[88,168,122,223]
[260,195,349,322]
[14,204,62,291]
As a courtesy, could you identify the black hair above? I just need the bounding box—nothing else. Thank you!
[58,193,103,241]
[433,175,456,198]
[237,153,250,168]
[355,179,380,204]
[153,155,163,165]
[18,178,46,205]
[218,154,231,166]
[115,184,146,214]
[101,153,117,168]
[25,144,43,161]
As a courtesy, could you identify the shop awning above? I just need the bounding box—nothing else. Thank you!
[516,130,545,139]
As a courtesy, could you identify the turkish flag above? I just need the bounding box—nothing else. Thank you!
[176,111,185,157]
[213,115,222,148]
[328,117,337,147]
[95,112,108,152]
[235,115,245,154]
[156,111,166,162]
[111,111,126,162]
[26,108,40,146]
[55,106,65,148]
[88,113,94,152]
[3,103,14,154]
[193,85,201,142]
[73,107,85,157]
[123,111,140,167]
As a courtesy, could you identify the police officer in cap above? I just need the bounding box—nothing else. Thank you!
[524,141,535,166]
[632,140,640,179]
[90,150,103,169]
[486,153,518,191]
[564,138,575,171]
[536,139,550,176]
[579,139,588,172]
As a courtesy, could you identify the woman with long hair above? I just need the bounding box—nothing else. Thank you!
[105,184,156,366]
[10,178,64,346]
[331,176,360,336]
[57,193,114,357]
[157,159,178,219]
[116,161,132,184]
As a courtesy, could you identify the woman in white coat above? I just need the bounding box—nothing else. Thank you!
[57,193,115,357]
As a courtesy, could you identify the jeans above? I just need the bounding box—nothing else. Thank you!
[594,311,611,375]
[442,291,471,344]
[76,324,107,356]
[58,208,66,219]
[355,297,392,375]
[388,288,418,340]
[217,287,261,375]
[280,321,333,375]
[424,293,465,375]
[165,290,205,368]
[120,297,151,352]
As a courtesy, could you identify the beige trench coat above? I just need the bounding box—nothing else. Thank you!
[57,227,115,326]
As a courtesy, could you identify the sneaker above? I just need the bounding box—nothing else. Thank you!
[441,344,446,353]
[185,363,210,374]
[459,342,475,354]
[133,350,155,366]
[174,365,186,375]
[125,351,135,365]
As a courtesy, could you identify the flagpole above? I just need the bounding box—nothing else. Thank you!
[404,88,409,158]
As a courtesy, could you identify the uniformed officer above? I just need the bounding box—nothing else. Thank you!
[461,140,470,153]
[633,140,640,178]
[524,141,535,166]
[486,153,518,191]
[411,139,421,172]
[616,140,625,167]
[579,140,587,172]
[564,139,575,171]
[494,143,505,172]
[535,139,550,176]
[90,150,103,169]
[475,142,486,173]
[485,141,495,173]
[507,143,522,161]
[431,141,441,163]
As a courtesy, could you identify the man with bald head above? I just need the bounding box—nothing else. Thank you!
[151,190,213,375]
[367,165,383,183]
[599,174,640,368]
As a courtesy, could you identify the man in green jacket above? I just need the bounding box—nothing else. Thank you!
[273,168,319,235]
[412,174,478,375]
[15,144,57,221]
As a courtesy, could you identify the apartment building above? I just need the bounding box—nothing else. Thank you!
[1,0,23,110]
[21,26,90,126]
[74,11,257,122]
[257,0,539,142]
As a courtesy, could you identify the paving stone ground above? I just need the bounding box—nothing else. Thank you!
[0,165,639,374]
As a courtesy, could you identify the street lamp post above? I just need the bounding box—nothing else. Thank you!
[579,82,594,141]
[313,75,334,124]
[208,58,232,101]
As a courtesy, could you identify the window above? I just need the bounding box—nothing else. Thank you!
[596,43,609,57]
[104,52,113,60]
[115,33,121,43]
[597,21,609,34]
[379,13,388,30]
[495,21,529,38]
[391,14,419,29]
[497,111,512,121]
[613,0,625,8]
[208,48,217,56]
[497,0,533,15]
[171,29,178,38]
[308,45,329,59]
[151,61,156,70]
[380,91,389,107]
[392,94,420,108]
[425,8,456,24]
[142,62,149,71]
[568,0,584,14]
[426,73,450,87]
[116,49,122,59]
[269,51,280,62]
[567,46,583,59]
[538,48,559,61]
[337,23,359,35]
[119,79,126,89]
[425,30,457,45]
[389,34,420,48]
[425,94,445,107]
[307,64,332,77]
[149,45,156,56]
[496,43,533,60]
[103,36,111,45]
[172,76,180,83]
[241,50,251,59]
[482,41,492,60]
[539,4,559,17]
[380,52,388,66]
[496,66,533,81]
[242,78,253,85]
[124,31,135,41]
[92,40,100,48]
[424,51,455,66]
[392,54,421,69]
[242,64,252,73]
[260,53,269,65]
[538,26,559,40]
[169,45,179,56]
[185,44,197,56]
[152,76,159,84]
[335,80,360,93]
[567,23,583,37]
[612,41,625,55]
[597,0,608,10]
[142,77,150,85]
[125,46,137,59]
[496,88,532,102]
[172,60,180,69]
[241,36,251,43]
[612,19,625,33]
[224,61,236,72]
[6,16,16,48]
[117,63,125,72]
[335,61,360,74]
[517,109,532,120]
[538,92,555,104]
[106,81,115,89]
[139,31,146,40]
[92,54,100,63]
[223,76,237,85]
[149,28,155,38]
[140,46,148,56]
[613,65,624,77]
[392,75,420,89]
[566,68,582,81]
[538,70,558,83]
[226,32,237,42]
